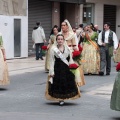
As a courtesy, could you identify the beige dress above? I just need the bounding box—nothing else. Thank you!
[0,33,9,85]
[45,35,56,71]
[63,32,85,86]
[113,46,120,63]
[81,32,100,74]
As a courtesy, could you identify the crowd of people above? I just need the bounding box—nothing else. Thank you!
[0,20,120,110]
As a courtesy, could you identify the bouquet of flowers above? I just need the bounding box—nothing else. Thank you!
[69,63,79,69]
[116,62,120,71]
[72,45,83,64]
[42,45,47,50]
[72,50,82,65]
[41,45,48,56]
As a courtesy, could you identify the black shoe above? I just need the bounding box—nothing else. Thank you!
[99,71,104,76]
[36,58,39,60]
[106,73,110,75]
[39,57,44,60]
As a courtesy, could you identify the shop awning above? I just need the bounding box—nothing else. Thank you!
[46,0,86,4]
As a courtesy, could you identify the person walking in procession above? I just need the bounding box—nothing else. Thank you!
[0,32,9,85]
[45,25,60,71]
[110,62,120,111]
[45,34,81,106]
[60,19,85,86]
[98,22,118,76]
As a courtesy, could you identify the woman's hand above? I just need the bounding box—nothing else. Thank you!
[50,75,54,78]
[47,44,50,50]
[114,49,117,54]
[102,43,106,46]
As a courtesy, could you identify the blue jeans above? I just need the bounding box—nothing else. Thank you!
[35,43,44,60]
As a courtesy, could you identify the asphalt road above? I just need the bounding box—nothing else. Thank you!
[0,58,120,120]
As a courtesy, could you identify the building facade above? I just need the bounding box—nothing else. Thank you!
[0,0,120,58]
[85,0,120,39]
[0,0,28,59]
[28,0,120,54]
[28,0,85,54]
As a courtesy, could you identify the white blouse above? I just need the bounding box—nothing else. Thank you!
[98,30,118,49]
[49,45,73,76]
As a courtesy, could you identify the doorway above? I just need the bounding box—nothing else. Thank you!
[14,19,21,57]
[60,2,76,27]
[104,5,116,32]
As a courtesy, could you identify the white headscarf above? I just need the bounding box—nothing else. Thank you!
[61,19,75,41]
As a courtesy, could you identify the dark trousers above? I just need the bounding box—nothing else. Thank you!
[100,46,111,73]
[35,43,44,60]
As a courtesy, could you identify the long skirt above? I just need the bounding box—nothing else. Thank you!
[81,43,100,74]
[110,72,120,111]
[45,45,53,71]
[113,47,120,63]
[0,49,9,85]
[70,66,85,87]
[45,50,50,71]
[45,57,81,101]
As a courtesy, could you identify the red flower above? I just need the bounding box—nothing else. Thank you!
[72,50,82,65]
[116,62,120,71]
[72,51,81,58]
[42,46,47,50]
[69,63,79,69]
[78,45,83,51]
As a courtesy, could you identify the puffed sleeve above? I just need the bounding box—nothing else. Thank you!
[71,36,78,50]
[49,47,55,76]
[49,35,54,44]
[98,32,103,46]
[68,48,74,64]
[113,32,118,49]
[72,35,77,45]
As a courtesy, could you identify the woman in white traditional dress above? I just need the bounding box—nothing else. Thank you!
[45,25,60,72]
[0,32,9,85]
[45,34,81,106]
[60,19,85,86]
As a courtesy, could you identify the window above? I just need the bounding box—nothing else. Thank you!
[2,0,9,14]
[12,1,19,15]
[83,3,94,25]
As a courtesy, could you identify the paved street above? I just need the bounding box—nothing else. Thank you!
[0,57,120,120]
